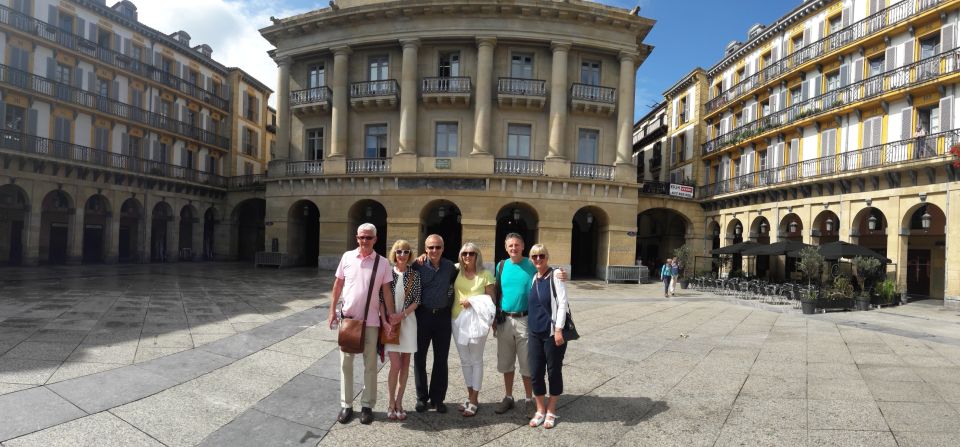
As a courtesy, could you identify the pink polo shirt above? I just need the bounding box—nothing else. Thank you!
[335,248,393,327]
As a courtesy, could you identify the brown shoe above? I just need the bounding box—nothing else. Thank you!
[494,396,515,414]
[337,407,354,424]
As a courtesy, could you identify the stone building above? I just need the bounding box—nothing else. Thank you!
[0,0,272,265]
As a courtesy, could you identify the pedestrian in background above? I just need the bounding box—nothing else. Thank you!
[661,257,673,298]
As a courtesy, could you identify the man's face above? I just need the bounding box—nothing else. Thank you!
[356,229,376,251]
[505,237,524,258]
[425,236,443,262]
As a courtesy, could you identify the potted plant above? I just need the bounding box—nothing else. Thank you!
[673,244,693,289]
[797,246,824,314]
[875,279,898,307]
[823,275,855,310]
[852,256,881,311]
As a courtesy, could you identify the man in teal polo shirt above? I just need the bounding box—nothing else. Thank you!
[493,233,565,418]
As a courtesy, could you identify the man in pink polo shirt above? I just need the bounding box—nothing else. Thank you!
[328,223,398,425]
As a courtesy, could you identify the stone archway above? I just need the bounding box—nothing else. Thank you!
[901,203,946,299]
[0,184,30,265]
[420,200,462,263]
[118,198,143,263]
[40,190,74,265]
[749,216,772,277]
[495,202,539,262]
[288,200,321,266]
[179,204,199,261]
[349,200,388,257]
[82,194,112,263]
[636,208,690,277]
[151,201,174,262]
[725,217,744,272]
[232,199,265,262]
[203,207,220,260]
[812,210,840,245]
[851,207,887,258]
[571,206,609,279]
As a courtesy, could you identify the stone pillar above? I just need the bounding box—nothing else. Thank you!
[191,213,204,261]
[615,52,637,178]
[330,46,351,158]
[24,205,41,266]
[472,37,496,156]
[106,210,120,263]
[945,188,960,306]
[67,209,83,264]
[275,56,293,161]
[167,215,179,263]
[547,42,571,160]
[398,39,420,156]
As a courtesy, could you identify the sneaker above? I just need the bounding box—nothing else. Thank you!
[494,396,515,414]
[523,398,537,419]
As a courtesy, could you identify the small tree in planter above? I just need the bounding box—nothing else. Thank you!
[797,246,825,314]
[672,244,693,288]
[852,256,881,310]
[875,279,898,307]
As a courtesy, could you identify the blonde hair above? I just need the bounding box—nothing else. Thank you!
[388,239,414,265]
[458,242,485,273]
[529,244,549,258]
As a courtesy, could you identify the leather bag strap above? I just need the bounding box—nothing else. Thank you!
[361,255,380,325]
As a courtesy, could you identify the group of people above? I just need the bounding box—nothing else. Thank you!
[660,258,681,297]
[328,224,571,429]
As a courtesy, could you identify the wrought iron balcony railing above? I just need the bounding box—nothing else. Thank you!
[290,86,332,106]
[346,158,390,173]
[422,77,472,93]
[703,49,960,155]
[699,128,960,198]
[705,0,943,113]
[570,83,616,103]
[571,162,614,180]
[349,80,399,98]
[284,160,324,176]
[0,129,227,187]
[226,174,265,191]
[494,158,544,176]
[0,64,230,150]
[0,5,230,111]
[497,78,547,96]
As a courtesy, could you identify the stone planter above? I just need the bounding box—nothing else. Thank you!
[801,300,816,314]
[855,296,871,311]
[816,296,853,311]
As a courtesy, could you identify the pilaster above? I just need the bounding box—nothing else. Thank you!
[330,46,352,158]
[472,37,496,156]
[547,41,571,160]
[398,39,420,156]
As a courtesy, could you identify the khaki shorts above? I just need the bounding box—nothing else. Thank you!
[495,315,530,376]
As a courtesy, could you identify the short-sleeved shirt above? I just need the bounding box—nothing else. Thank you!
[498,258,536,313]
[335,248,393,327]
[412,258,458,309]
[452,269,495,319]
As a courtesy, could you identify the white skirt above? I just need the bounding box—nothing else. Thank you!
[385,313,417,353]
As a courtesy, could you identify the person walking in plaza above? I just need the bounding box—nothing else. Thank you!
[493,233,565,418]
[383,240,422,421]
[669,258,680,297]
[327,223,398,425]
[526,244,568,429]
[661,257,673,298]
[412,234,458,414]
[451,242,496,417]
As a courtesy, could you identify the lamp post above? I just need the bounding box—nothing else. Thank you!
[868,215,878,231]
[825,218,834,233]
[760,222,768,234]
[735,223,743,235]
[921,210,931,230]
[789,221,798,234]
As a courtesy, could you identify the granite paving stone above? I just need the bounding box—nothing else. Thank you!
[197,409,324,447]
[1,411,163,447]
[47,365,179,413]
[0,386,88,441]
[807,429,898,447]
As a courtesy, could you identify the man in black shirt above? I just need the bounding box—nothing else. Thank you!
[411,234,458,413]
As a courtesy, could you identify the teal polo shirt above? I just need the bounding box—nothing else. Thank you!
[498,258,537,313]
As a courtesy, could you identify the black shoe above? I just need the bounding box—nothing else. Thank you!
[415,400,429,413]
[434,402,448,414]
[337,407,354,424]
[359,407,374,425]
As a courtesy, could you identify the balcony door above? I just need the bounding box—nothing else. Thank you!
[365,124,388,159]
[368,56,388,81]
[577,129,598,164]
[308,63,325,88]
[580,61,600,85]
[438,52,460,77]
[506,124,531,159]
[510,54,534,79]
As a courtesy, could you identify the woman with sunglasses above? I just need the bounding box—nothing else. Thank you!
[383,240,422,421]
[526,244,568,429]
[451,242,496,417]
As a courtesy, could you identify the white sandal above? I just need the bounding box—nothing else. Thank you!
[458,400,470,412]
[463,402,478,417]
[529,412,545,427]
[544,412,557,429]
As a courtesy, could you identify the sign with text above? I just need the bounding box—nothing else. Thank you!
[435,159,451,169]
[669,184,694,199]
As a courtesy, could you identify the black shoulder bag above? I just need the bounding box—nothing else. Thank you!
[548,268,579,342]
[494,260,506,325]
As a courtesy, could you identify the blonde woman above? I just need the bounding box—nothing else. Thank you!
[383,240,422,421]
[526,244,568,429]
[452,242,496,417]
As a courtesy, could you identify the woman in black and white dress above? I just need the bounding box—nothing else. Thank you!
[383,239,422,421]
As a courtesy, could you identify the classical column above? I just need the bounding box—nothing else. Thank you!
[398,39,420,155]
[547,41,571,160]
[330,46,351,158]
[106,208,120,263]
[615,51,637,166]
[472,37,496,156]
[274,56,292,160]
[24,205,41,265]
[67,207,83,265]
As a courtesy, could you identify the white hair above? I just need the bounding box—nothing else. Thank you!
[357,222,377,236]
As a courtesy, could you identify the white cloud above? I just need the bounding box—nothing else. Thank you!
[133,0,311,107]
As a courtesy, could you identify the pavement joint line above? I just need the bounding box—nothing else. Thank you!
[108,408,172,447]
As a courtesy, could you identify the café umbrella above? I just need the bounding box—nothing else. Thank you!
[710,240,758,255]
[741,240,812,256]
[787,241,890,262]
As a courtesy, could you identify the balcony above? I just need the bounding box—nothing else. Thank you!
[0,129,226,187]
[497,78,546,110]
[290,86,332,114]
[349,80,399,110]
[493,158,544,176]
[422,77,471,107]
[649,156,662,171]
[570,83,616,116]
[703,50,960,156]
[227,174,265,191]
[347,158,391,173]
[0,5,230,111]
[699,128,960,198]
[0,64,230,150]
[284,160,324,176]
[570,162,614,181]
[705,0,944,115]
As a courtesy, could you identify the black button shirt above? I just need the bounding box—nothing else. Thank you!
[413,258,457,309]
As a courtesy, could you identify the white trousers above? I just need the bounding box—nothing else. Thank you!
[453,319,487,390]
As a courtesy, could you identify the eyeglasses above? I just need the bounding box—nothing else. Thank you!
[356,236,374,241]
[426,246,442,250]
[531,254,547,260]
[395,249,411,255]
[461,252,477,257]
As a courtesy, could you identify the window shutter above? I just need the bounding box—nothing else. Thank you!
[112,81,119,99]
[940,96,954,132]
[868,0,878,14]
[841,7,850,27]
[903,39,914,66]
[46,57,55,79]
[154,52,163,68]
[812,75,822,97]
[254,97,260,123]
[174,61,182,79]
[87,72,95,92]
[47,5,58,24]
[942,24,956,52]
[152,140,160,161]
[685,128,693,160]
[775,142,785,167]
[770,92,779,112]
[87,22,96,41]
[113,33,121,51]
[790,138,800,163]
[872,117,882,145]
[778,89,787,111]
[829,129,837,155]
[123,38,131,56]
[885,47,896,72]
[73,67,83,88]
[839,64,849,87]
[120,132,129,156]
[243,92,249,118]
[801,80,809,101]
[853,58,864,83]
[772,45,780,62]
[901,107,913,140]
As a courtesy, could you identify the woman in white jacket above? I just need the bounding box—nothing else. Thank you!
[526,244,568,429]
[451,242,495,417]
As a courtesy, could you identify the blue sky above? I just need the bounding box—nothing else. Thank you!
[145,0,799,118]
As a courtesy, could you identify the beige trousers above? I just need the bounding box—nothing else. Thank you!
[340,326,379,409]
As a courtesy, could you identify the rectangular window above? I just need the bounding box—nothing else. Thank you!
[97,78,109,97]
[162,57,173,74]
[435,122,458,157]
[577,129,599,163]
[733,158,742,178]
[506,124,531,158]
[920,34,940,60]
[365,124,388,158]
[761,100,771,117]
[54,63,71,84]
[242,127,257,157]
[308,63,325,88]
[580,60,600,85]
[368,55,388,81]
[761,53,772,69]
[53,116,71,141]
[4,104,25,132]
[438,52,460,77]
[244,162,254,176]
[828,15,842,35]
[93,126,109,151]
[790,87,802,105]
[306,128,324,160]
[244,94,258,122]
[678,97,688,123]
[792,35,803,52]
[184,149,195,169]
[826,71,840,91]
[868,55,884,75]
[208,155,216,173]
[97,29,111,48]
[132,45,143,62]
[758,151,767,171]
[58,12,73,33]
[184,109,197,127]
[156,142,168,162]
[159,100,171,118]
[510,54,534,79]
[187,70,198,86]
[127,135,141,158]
[676,133,686,163]
[736,67,745,82]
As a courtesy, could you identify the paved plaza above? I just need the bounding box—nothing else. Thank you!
[2,265,960,446]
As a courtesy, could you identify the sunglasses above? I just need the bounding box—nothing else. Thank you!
[531,254,547,260]
[356,236,374,241]
[395,249,411,255]
[461,252,477,257]
[426,245,443,250]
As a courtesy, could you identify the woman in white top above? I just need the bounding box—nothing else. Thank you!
[382,239,421,421]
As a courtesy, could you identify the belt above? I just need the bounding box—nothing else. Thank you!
[503,311,528,318]
[420,307,449,315]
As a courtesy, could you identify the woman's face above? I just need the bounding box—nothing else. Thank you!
[395,247,411,264]
[531,252,548,268]
[460,249,477,267]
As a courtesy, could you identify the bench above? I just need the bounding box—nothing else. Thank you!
[255,251,291,268]
[606,265,643,284]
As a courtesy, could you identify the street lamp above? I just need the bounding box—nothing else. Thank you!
[825,218,834,233]
[365,206,372,218]
[760,222,768,234]
[868,215,878,231]
[586,212,594,224]
[921,210,932,230]
[512,208,520,221]
[438,205,446,218]
[735,223,743,235]
[789,221,798,233]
